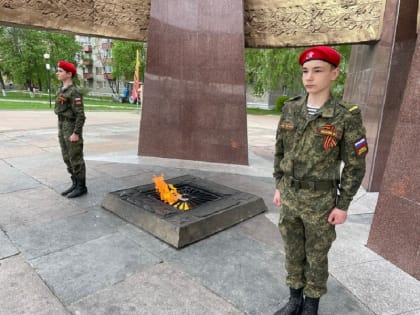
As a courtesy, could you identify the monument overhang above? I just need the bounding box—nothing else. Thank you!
[0,0,386,47]
[244,0,386,47]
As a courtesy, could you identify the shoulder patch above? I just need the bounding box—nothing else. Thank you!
[349,105,359,112]
[288,95,302,102]
[339,101,360,114]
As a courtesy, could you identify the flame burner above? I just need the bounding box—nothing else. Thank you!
[146,184,221,210]
[102,175,267,248]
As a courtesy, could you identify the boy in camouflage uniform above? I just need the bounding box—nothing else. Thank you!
[273,46,368,315]
[55,61,87,198]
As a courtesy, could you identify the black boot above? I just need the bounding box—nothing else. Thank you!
[67,177,87,198]
[301,297,319,315]
[61,176,76,196]
[274,287,303,315]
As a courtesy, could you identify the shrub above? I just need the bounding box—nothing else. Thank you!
[275,95,290,112]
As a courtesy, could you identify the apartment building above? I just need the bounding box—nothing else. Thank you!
[75,36,114,95]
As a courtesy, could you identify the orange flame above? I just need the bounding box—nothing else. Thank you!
[153,175,181,205]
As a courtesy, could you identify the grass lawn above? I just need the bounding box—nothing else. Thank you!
[0,90,280,114]
[247,107,280,115]
[0,91,138,111]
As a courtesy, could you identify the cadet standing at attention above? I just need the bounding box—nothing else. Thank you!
[55,61,88,198]
[273,46,368,315]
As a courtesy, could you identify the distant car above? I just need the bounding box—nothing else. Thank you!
[4,82,13,89]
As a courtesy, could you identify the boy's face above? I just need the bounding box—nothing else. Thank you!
[56,67,73,81]
[301,60,339,95]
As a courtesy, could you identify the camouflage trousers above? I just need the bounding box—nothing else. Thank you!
[58,120,86,178]
[278,177,337,298]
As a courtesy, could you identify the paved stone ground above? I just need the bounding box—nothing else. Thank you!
[0,110,419,315]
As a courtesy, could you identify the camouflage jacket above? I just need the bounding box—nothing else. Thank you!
[273,95,368,210]
[54,84,86,135]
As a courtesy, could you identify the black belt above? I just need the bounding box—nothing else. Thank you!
[58,116,75,122]
[288,177,337,191]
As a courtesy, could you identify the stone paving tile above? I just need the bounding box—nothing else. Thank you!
[0,159,40,193]
[30,232,162,304]
[321,277,375,315]
[330,259,420,315]
[0,141,46,159]
[85,142,138,156]
[0,229,19,259]
[159,229,288,315]
[69,262,245,315]
[116,223,173,256]
[349,189,379,214]
[8,208,126,260]
[30,166,105,189]
[105,172,375,314]
[4,152,63,171]
[396,310,420,315]
[156,228,372,315]
[0,110,57,131]
[4,128,58,148]
[21,160,109,190]
[230,213,284,252]
[0,186,86,231]
[90,161,152,178]
[0,255,69,315]
[329,217,382,269]
[0,111,416,315]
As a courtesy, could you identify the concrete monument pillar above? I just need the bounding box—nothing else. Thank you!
[138,0,248,165]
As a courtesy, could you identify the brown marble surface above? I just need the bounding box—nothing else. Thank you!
[367,35,420,280]
[138,0,248,165]
[344,0,418,191]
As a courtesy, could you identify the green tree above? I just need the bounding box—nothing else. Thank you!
[111,40,146,82]
[245,47,302,97]
[245,46,351,98]
[0,27,80,91]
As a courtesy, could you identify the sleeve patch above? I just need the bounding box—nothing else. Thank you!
[354,137,368,156]
[349,105,359,112]
[74,97,83,106]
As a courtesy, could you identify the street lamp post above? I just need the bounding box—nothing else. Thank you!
[43,53,52,108]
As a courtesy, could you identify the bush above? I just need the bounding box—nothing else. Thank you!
[275,95,290,112]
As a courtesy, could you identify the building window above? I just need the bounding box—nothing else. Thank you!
[104,65,112,73]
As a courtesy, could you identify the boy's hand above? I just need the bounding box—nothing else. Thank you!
[328,207,347,225]
[273,189,282,206]
[69,133,79,142]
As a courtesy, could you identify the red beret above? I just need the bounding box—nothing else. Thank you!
[298,46,341,67]
[57,61,77,76]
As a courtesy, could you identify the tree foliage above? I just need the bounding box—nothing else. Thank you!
[0,27,80,90]
[245,45,352,98]
[111,40,146,82]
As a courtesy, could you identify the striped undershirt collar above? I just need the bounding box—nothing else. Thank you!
[307,105,320,116]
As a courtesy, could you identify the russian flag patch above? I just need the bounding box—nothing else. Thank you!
[74,97,83,106]
[354,137,368,156]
